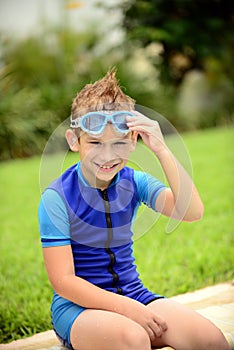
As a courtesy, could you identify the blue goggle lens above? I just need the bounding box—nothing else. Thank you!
[71,111,134,134]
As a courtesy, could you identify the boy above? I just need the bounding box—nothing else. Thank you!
[38,70,229,350]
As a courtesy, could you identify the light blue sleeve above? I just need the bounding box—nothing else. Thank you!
[38,189,71,247]
[134,170,167,211]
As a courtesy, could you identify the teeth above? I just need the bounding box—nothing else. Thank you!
[100,165,113,169]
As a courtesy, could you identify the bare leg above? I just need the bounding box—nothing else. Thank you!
[70,309,151,350]
[147,299,230,350]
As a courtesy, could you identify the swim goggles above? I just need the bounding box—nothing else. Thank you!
[70,111,134,135]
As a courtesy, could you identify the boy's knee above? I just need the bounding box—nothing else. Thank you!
[120,323,150,350]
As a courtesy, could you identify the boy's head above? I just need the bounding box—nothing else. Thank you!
[71,69,135,119]
[66,69,138,189]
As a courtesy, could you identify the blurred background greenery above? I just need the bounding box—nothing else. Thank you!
[0,0,233,161]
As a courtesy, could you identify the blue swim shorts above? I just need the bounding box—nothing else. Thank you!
[51,293,85,349]
[51,290,164,349]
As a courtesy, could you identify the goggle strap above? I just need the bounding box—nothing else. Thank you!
[70,115,80,128]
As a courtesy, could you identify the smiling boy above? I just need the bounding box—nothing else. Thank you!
[38,70,229,350]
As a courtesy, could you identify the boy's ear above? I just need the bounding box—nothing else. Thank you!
[130,131,138,152]
[65,129,79,152]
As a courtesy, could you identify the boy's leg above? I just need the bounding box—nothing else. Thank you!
[70,309,151,350]
[147,298,230,350]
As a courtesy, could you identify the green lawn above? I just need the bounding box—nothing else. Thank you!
[0,126,233,343]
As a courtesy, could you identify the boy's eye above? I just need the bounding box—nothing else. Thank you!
[89,141,101,145]
[113,141,130,146]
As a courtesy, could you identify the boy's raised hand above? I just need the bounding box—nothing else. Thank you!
[127,111,167,156]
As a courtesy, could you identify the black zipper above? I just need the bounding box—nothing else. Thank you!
[100,189,123,295]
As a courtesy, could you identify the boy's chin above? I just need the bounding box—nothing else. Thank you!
[96,173,115,182]
[95,172,116,188]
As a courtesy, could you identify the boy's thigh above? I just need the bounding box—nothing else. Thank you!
[70,309,150,350]
[147,298,228,349]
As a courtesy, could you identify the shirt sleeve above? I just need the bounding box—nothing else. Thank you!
[38,189,71,247]
[134,170,167,211]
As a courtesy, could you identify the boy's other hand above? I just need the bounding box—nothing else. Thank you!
[119,296,167,341]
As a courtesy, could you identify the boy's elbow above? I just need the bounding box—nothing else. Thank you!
[187,204,204,222]
[190,210,204,222]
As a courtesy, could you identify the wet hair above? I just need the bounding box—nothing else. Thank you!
[71,68,135,119]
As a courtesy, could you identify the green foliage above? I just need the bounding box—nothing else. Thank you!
[0,27,117,161]
[120,0,234,85]
[0,87,56,158]
[0,127,233,343]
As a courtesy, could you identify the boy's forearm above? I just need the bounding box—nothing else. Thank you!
[55,274,130,314]
[156,147,204,222]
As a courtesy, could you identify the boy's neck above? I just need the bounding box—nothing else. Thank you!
[79,163,116,190]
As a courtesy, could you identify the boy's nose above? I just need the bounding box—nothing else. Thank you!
[99,143,115,162]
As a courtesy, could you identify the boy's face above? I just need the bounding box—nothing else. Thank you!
[76,124,137,190]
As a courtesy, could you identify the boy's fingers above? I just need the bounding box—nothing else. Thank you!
[150,321,163,338]
[127,117,159,131]
[127,112,148,123]
[154,315,168,331]
[147,327,156,341]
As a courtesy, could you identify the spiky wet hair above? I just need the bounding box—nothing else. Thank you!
[71,69,135,119]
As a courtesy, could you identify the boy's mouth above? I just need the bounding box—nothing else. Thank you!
[96,162,120,173]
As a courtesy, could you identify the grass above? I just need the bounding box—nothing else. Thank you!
[0,126,233,343]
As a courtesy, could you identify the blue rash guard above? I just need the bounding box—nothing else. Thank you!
[38,162,167,348]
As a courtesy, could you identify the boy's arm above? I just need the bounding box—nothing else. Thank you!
[127,112,204,222]
[43,245,167,340]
